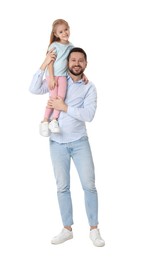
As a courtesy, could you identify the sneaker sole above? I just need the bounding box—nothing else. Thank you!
[51,236,73,245]
[49,129,60,133]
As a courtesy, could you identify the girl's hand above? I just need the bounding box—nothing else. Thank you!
[46,48,57,63]
[48,77,57,90]
[82,73,89,84]
[40,48,56,70]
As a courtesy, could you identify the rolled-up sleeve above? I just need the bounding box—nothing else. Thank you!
[29,69,49,95]
[67,85,97,122]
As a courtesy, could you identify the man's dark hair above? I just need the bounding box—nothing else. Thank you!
[67,47,87,62]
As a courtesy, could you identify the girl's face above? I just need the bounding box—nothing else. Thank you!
[54,23,70,43]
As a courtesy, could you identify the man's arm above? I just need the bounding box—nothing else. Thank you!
[48,84,97,122]
[67,86,97,122]
[29,69,48,95]
[29,49,56,94]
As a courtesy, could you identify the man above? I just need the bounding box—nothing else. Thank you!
[29,47,105,247]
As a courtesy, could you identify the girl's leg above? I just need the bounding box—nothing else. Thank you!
[52,77,67,119]
[43,77,58,121]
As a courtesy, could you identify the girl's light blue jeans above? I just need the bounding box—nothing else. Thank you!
[49,136,98,227]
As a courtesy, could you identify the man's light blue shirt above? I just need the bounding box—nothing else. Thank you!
[29,69,97,143]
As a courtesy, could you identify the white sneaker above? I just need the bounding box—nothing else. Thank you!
[51,228,73,245]
[90,229,105,247]
[39,122,50,137]
[49,119,60,133]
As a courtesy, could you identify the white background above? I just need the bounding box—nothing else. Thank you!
[0,0,143,259]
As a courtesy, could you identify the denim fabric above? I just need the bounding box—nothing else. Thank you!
[49,136,98,226]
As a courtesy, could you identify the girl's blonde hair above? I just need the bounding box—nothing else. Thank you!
[48,19,70,47]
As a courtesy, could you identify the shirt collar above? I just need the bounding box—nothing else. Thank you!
[67,73,83,84]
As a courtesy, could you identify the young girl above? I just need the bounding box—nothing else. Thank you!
[40,19,74,137]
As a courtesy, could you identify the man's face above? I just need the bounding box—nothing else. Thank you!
[68,52,87,76]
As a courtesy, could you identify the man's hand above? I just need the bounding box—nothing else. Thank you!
[40,48,56,71]
[48,97,68,112]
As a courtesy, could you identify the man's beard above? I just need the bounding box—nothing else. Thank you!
[68,66,84,76]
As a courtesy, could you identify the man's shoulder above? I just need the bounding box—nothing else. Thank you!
[84,80,96,89]
[84,81,97,95]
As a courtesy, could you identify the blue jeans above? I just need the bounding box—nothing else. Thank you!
[49,136,98,226]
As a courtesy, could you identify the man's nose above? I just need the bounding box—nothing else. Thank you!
[75,61,79,65]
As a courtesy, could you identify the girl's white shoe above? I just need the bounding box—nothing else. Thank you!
[39,122,50,137]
